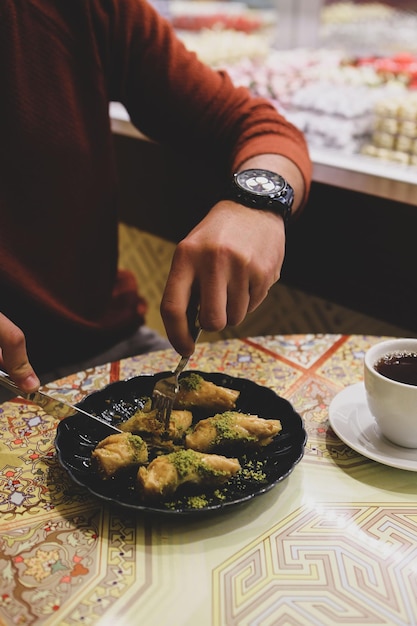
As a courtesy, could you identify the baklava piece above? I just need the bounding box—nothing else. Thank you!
[185,411,282,452]
[174,373,240,412]
[92,432,148,479]
[137,449,241,499]
[119,408,193,442]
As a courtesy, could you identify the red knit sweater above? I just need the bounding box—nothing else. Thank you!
[0,0,311,372]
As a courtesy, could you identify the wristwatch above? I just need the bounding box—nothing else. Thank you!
[229,169,294,226]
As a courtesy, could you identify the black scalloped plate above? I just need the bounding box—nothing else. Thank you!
[55,371,306,516]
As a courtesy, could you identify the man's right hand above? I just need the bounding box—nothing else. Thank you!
[0,313,40,392]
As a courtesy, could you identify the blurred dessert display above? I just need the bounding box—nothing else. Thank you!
[349,52,417,89]
[158,1,417,166]
[171,9,263,32]
[319,1,417,56]
[170,1,276,64]
[361,91,417,165]
[135,1,417,170]
[176,28,270,64]
[221,48,411,155]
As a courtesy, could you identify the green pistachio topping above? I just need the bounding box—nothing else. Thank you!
[186,495,209,509]
[168,449,226,478]
[180,373,204,391]
[240,459,266,482]
[127,434,147,460]
[211,412,256,445]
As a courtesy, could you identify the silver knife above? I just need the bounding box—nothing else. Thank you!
[0,370,121,433]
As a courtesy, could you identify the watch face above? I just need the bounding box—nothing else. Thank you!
[236,169,286,196]
[231,169,294,222]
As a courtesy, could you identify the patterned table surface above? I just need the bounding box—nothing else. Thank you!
[1,334,417,626]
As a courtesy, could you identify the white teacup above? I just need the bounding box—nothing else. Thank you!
[364,338,417,448]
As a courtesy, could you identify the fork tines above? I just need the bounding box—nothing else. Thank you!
[152,387,176,430]
[151,355,191,430]
[151,316,201,430]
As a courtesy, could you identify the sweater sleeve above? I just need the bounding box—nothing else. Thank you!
[105,0,311,204]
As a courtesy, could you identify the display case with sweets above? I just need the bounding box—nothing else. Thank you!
[319,2,417,57]
[361,91,417,165]
[221,48,409,154]
[170,1,277,65]
[355,52,417,88]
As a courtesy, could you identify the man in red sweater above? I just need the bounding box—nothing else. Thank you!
[0,0,311,393]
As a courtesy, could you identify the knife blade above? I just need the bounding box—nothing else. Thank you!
[0,370,121,433]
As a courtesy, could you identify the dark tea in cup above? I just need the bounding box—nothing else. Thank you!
[365,339,417,448]
[374,351,417,386]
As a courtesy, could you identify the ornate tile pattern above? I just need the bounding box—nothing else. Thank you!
[1,335,416,626]
[214,503,417,626]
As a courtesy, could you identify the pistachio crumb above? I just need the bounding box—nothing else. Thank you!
[212,412,257,445]
[169,449,226,479]
[186,495,209,509]
[180,373,203,391]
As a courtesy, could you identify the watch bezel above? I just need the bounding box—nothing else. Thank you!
[230,169,294,224]
[235,169,287,197]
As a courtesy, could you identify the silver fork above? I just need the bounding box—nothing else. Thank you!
[152,314,202,430]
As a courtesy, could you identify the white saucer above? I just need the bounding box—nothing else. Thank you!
[328,382,417,472]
